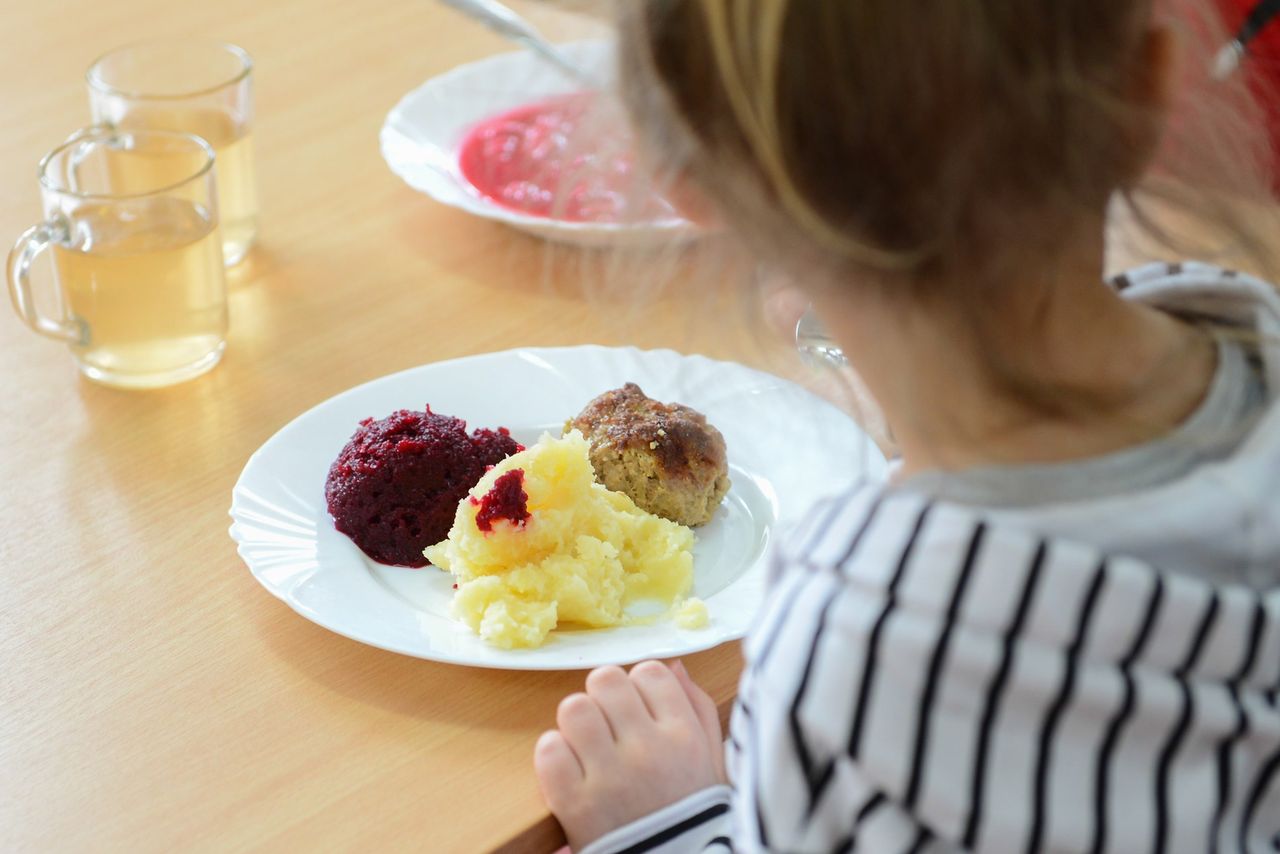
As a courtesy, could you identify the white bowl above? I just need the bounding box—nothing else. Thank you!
[380,40,696,247]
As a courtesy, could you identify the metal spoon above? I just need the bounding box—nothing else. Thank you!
[437,0,596,86]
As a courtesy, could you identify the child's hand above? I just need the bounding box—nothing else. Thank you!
[534,659,726,852]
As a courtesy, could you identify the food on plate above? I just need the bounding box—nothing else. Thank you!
[424,430,705,649]
[672,597,710,630]
[324,407,521,567]
[566,383,730,527]
[456,93,677,223]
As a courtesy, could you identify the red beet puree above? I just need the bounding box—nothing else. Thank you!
[474,469,531,532]
[457,93,675,223]
[324,407,519,567]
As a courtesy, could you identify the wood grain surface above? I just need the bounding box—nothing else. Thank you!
[9,1,1252,851]
[0,2,773,851]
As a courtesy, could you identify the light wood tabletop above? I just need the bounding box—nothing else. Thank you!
[0,2,782,851]
[15,3,1263,851]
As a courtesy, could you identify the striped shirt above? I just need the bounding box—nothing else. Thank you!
[581,264,1280,854]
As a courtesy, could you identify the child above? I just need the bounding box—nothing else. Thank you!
[534,1,1280,851]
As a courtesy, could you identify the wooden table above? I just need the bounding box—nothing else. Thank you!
[0,2,777,850]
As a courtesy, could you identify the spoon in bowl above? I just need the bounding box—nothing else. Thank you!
[437,0,597,86]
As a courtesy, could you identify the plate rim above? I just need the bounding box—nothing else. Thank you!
[229,344,877,669]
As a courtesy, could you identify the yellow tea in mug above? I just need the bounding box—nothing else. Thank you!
[55,197,227,387]
[118,107,257,267]
[87,41,258,268]
[8,127,227,389]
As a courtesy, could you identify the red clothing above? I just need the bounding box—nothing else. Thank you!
[1220,0,1280,189]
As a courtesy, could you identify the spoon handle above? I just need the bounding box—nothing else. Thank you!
[437,0,595,86]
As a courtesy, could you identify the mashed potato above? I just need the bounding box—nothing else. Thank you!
[424,430,706,648]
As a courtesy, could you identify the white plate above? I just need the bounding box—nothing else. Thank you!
[229,346,885,670]
[379,40,697,247]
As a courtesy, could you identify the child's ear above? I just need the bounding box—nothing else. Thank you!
[1140,25,1178,112]
[1122,25,1178,182]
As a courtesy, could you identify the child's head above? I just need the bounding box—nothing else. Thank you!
[616,1,1275,288]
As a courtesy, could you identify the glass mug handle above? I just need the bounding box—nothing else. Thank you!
[6,220,84,344]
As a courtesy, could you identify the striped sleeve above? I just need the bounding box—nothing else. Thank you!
[576,786,734,854]
[583,487,1280,853]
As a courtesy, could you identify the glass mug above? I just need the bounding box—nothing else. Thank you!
[6,127,229,389]
[87,40,258,266]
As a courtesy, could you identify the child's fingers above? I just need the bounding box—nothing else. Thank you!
[556,692,615,758]
[533,730,583,809]
[672,660,724,764]
[585,665,652,731]
[628,660,698,725]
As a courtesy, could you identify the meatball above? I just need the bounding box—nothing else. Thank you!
[325,407,520,566]
[566,383,730,527]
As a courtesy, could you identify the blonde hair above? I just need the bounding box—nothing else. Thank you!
[615,0,1280,287]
